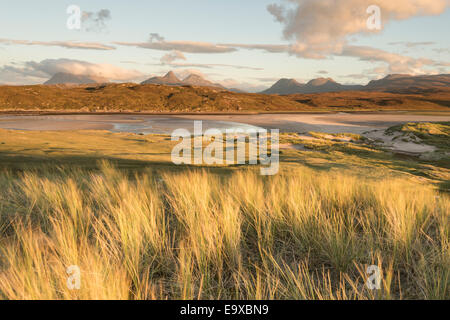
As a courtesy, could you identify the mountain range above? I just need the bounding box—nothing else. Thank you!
[261,78,363,94]
[141,71,225,89]
[43,71,450,95]
[262,74,450,94]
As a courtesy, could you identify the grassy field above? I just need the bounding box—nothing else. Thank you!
[0,163,448,300]
[0,126,448,300]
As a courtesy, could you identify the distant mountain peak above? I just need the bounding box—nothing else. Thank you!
[141,71,224,89]
[262,76,364,94]
[262,78,304,95]
[141,70,182,85]
[277,78,303,85]
[183,74,204,81]
[182,73,224,89]
[163,71,179,81]
[44,72,107,85]
[306,77,336,86]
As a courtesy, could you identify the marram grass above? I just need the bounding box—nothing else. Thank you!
[0,162,448,300]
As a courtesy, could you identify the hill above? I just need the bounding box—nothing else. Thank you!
[0,82,449,113]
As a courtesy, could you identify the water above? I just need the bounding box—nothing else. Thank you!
[0,115,264,134]
[1,113,449,135]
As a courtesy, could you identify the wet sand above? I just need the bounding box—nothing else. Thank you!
[174,113,450,134]
[1,113,448,134]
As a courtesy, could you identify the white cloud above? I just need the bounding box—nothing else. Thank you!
[0,38,116,50]
[116,33,292,55]
[160,51,187,64]
[115,33,236,54]
[268,0,449,58]
[219,78,268,93]
[341,45,448,74]
[389,41,436,48]
[0,59,143,84]
[219,43,290,53]
[433,48,450,54]
[164,62,263,71]
[157,50,263,71]
[172,69,208,80]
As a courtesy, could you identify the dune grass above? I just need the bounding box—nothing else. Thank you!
[387,122,450,150]
[0,162,448,300]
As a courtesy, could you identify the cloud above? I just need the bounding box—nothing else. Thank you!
[165,62,263,71]
[389,41,436,48]
[434,61,450,67]
[268,0,449,58]
[160,51,187,64]
[172,69,209,80]
[218,78,269,93]
[116,33,292,55]
[340,45,449,74]
[82,9,111,32]
[226,42,447,75]
[433,48,450,54]
[253,77,284,83]
[116,36,292,55]
[0,59,143,84]
[0,38,115,50]
[149,33,165,42]
[115,31,447,75]
[119,51,263,71]
[0,65,47,85]
[157,50,263,70]
[341,62,448,82]
[215,76,295,93]
[267,3,286,23]
[115,40,236,54]
[341,66,388,81]
[342,73,372,80]
[219,43,290,53]
[115,33,237,54]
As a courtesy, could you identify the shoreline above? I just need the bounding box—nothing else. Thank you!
[1,112,449,135]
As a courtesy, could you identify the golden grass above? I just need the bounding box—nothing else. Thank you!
[0,129,175,166]
[0,162,448,300]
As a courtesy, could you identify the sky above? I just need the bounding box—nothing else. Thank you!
[0,0,449,91]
